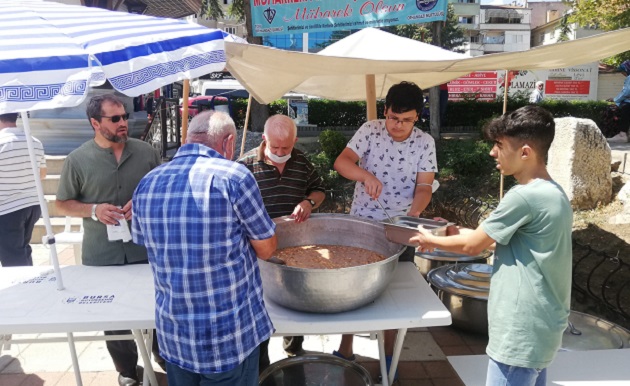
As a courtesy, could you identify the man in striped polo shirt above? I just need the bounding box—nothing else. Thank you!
[238,114,325,369]
[0,113,46,267]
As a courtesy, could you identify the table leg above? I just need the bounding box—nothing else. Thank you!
[133,329,158,386]
[142,330,154,386]
[388,328,407,385]
[67,332,83,386]
[377,330,389,386]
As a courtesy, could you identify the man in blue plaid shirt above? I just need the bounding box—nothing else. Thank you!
[132,110,278,386]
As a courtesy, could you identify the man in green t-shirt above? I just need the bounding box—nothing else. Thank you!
[411,105,572,386]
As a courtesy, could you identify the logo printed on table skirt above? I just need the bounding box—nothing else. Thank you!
[62,295,115,305]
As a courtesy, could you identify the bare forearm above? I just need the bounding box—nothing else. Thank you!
[251,235,278,259]
[307,191,326,209]
[417,226,494,256]
[55,199,92,218]
[407,186,432,217]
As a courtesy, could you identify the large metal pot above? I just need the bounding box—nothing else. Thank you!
[259,353,374,386]
[259,214,405,313]
[415,249,493,277]
[427,263,491,334]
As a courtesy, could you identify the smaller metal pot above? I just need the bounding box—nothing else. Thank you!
[427,263,491,335]
[259,353,374,386]
[561,310,630,351]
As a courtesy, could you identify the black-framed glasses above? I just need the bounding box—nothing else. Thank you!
[96,113,130,123]
[386,115,416,126]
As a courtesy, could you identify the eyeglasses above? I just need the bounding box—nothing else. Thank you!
[96,113,130,123]
[386,115,416,126]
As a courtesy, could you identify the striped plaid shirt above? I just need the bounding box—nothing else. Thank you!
[0,127,46,216]
[131,144,276,374]
[238,142,325,218]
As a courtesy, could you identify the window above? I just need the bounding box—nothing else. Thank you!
[458,16,474,24]
[458,0,476,3]
[470,35,480,43]
[223,0,229,4]
[224,27,237,35]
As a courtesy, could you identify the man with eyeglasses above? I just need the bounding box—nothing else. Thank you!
[333,81,437,379]
[56,93,163,386]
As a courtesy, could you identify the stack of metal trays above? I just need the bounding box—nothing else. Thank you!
[382,216,449,247]
[415,249,493,277]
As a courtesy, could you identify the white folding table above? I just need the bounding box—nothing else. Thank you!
[0,262,451,386]
[265,262,453,386]
[0,265,159,386]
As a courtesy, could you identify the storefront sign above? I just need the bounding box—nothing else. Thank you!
[447,63,598,101]
[250,0,448,37]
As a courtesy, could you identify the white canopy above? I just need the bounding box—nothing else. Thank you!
[226,27,630,105]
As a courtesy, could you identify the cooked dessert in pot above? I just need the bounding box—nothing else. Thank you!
[274,245,387,269]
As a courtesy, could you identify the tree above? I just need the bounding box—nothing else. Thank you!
[201,0,224,20]
[382,5,465,52]
[565,0,630,65]
[556,14,572,42]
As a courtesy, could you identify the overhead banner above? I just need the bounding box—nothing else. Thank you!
[251,0,448,37]
[448,63,598,101]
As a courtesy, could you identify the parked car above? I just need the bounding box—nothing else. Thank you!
[181,95,230,118]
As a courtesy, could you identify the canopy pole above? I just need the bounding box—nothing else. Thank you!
[240,95,253,158]
[22,115,64,290]
[365,74,377,121]
[500,69,510,200]
[182,79,190,143]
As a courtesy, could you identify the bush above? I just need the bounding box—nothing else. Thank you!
[319,129,348,160]
[436,138,516,198]
[306,130,350,191]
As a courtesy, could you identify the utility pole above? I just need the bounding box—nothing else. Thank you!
[429,21,442,139]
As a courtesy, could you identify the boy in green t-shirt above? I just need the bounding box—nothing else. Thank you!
[411,105,572,386]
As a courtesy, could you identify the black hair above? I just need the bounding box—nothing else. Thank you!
[0,113,19,123]
[385,81,424,115]
[484,105,555,158]
[86,94,125,129]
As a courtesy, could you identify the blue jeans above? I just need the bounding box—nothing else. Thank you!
[166,346,259,386]
[486,357,546,386]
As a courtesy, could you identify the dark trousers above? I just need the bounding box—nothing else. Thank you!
[104,259,164,379]
[258,336,305,374]
[621,103,630,133]
[105,330,162,379]
[0,205,41,267]
[166,346,259,386]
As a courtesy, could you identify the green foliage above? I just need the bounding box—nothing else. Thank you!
[557,14,572,42]
[307,99,366,127]
[201,0,224,19]
[446,99,613,135]
[566,0,629,66]
[305,130,350,190]
[319,130,348,160]
[436,139,516,197]
[566,0,630,32]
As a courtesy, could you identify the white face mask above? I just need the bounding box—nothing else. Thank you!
[265,147,291,164]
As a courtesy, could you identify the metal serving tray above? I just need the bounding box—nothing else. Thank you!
[382,216,449,247]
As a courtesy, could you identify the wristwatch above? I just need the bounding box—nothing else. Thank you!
[91,204,98,221]
[304,198,316,207]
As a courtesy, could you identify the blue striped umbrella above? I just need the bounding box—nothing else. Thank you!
[0,0,226,113]
[0,0,226,300]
